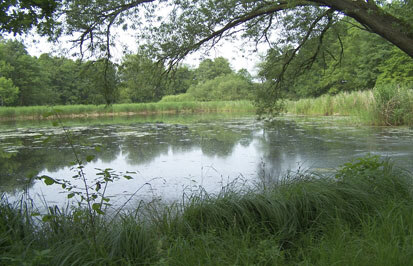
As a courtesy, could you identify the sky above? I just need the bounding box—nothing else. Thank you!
[10,26,268,76]
[4,1,275,76]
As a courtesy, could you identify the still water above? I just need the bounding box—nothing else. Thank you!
[1,113,413,208]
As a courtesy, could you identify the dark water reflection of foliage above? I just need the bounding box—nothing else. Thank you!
[0,114,257,192]
[2,115,413,195]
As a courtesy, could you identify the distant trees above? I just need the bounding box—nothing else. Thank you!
[118,52,166,103]
[118,55,255,103]
[0,77,18,106]
[186,73,255,101]
[1,29,412,107]
[0,38,119,106]
[117,51,198,103]
[0,38,254,106]
[0,39,51,106]
[195,57,232,82]
[183,57,255,101]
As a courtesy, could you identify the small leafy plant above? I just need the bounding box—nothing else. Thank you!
[335,154,388,181]
[36,109,136,248]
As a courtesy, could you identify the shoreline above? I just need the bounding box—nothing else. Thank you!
[0,100,255,121]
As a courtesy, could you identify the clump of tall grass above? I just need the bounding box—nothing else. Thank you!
[0,199,159,265]
[373,84,413,125]
[2,155,413,264]
[149,155,413,264]
[286,90,376,117]
[286,84,413,125]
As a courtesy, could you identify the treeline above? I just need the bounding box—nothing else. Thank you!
[0,39,118,106]
[0,38,255,107]
[2,15,413,108]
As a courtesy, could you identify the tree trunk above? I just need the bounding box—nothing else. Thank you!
[314,0,413,58]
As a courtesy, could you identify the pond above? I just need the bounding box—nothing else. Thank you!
[1,113,413,210]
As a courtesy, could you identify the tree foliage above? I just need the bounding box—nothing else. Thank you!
[195,57,232,82]
[118,50,197,103]
[0,39,51,106]
[187,73,254,101]
[376,48,413,87]
[0,77,18,106]
[0,38,120,106]
[258,19,397,99]
[118,51,166,103]
[0,0,59,35]
[1,1,413,111]
[165,57,255,102]
[2,1,412,61]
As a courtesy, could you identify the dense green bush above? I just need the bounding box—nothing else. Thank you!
[185,73,255,101]
[159,93,195,102]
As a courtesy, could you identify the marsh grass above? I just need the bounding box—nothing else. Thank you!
[286,85,413,125]
[2,155,413,265]
[0,101,255,121]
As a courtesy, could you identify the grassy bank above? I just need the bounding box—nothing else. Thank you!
[285,85,413,126]
[2,155,413,265]
[0,100,255,121]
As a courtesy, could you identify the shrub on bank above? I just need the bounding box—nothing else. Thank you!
[160,94,196,102]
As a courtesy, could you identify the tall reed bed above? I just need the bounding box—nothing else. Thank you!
[286,85,413,125]
[0,101,255,121]
[2,155,413,265]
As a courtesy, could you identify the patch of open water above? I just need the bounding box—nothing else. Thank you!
[1,114,412,210]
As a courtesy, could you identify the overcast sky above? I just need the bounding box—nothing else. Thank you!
[8,28,267,76]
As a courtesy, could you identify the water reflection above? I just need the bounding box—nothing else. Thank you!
[1,115,413,207]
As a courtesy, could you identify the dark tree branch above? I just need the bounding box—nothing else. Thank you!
[71,0,155,59]
[300,9,335,72]
[163,1,318,69]
[313,0,413,57]
[277,9,334,85]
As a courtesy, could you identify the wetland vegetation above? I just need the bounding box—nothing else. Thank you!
[1,0,413,265]
[2,115,413,265]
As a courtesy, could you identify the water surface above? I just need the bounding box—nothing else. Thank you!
[1,114,412,209]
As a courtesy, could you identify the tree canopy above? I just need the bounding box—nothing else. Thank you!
[2,1,412,60]
[0,0,412,112]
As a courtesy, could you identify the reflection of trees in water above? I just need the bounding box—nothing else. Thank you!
[0,128,122,192]
[122,124,189,165]
[255,119,380,180]
[121,123,255,165]
[0,121,257,192]
[255,120,307,179]
[1,137,70,191]
[198,127,241,157]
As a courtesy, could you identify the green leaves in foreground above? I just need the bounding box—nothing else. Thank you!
[92,203,104,215]
[38,175,57,186]
[335,154,385,180]
[36,165,136,216]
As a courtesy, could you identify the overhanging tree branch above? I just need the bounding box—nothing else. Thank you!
[276,9,334,85]
[162,1,319,68]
